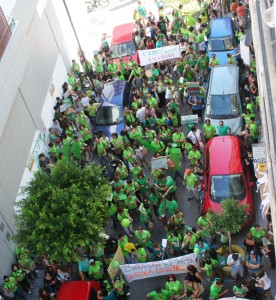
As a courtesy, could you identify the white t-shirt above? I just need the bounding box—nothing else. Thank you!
[187,129,202,144]
[136,107,146,122]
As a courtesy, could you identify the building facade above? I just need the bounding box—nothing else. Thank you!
[0,0,73,276]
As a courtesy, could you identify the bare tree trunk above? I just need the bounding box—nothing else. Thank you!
[228,231,232,253]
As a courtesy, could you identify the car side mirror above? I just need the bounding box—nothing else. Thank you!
[249,182,254,188]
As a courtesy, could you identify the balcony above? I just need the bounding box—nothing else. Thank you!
[0,6,12,61]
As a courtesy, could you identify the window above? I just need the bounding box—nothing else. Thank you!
[209,36,235,51]
[206,94,240,118]
[110,41,136,58]
[0,7,12,60]
[210,174,246,202]
[95,106,124,125]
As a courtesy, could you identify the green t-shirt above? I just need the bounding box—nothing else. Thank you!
[217,125,230,136]
[246,101,255,114]
[166,199,178,214]
[148,97,158,108]
[108,203,117,216]
[165,280,182,295]
[165,176,177,193]
[137,247,147,262]
[135,230,151,245]
[203,123,216,139]
[114,278,125,295]
[125,195,137,210]
[197,216,209,228]
[4,277,18,292]
[149,193,159,205]
[151,141,165,153]
[131,166,142,179]
[172,132,185,147]
[210,281,222,300]
[118,236,129,256]
[188,149,201,165]
[197,56,208,70]
[88,261,103,280]
[250,227,266,242]
[233,285,247,296]
[147,289,173,300]
[123,147,135,163]
[242,113,255,125]
[107,63,118,75]
[184,173,198,188]
[249,122,259,139]
[116,165,128,180]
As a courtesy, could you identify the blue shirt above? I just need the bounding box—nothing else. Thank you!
[246,254,261,273]
[194,243,210,258]
[150,28,156,39]
[188,95,202,110]
[78,258,90,272]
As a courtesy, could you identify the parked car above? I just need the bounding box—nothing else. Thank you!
[57,281,100,300]
[94,80,132,137]
[110,23,139,63]
[202,136,254,226]
[204,64,243,135]
[207,17,239,64]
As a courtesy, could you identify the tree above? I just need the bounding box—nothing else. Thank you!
[205,199,248,250]
[14,160,112,262]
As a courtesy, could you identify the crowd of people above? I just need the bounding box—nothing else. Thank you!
[3,0,274,300]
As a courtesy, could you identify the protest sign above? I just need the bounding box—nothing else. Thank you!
[108,247,125,280]
[120,253,198,282]
[181,115,198,125]
[138,45,181,66]
[151,156,168,170]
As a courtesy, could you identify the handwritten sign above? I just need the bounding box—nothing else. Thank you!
[252,144,266,163]
[151,156,168,170]
[186,82,200,95]
[108,247,125,280]
[181,115,198,125]
[120,253,198,282]
[138,45,181,66]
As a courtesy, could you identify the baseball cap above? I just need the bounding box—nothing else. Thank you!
[185,169,192,175]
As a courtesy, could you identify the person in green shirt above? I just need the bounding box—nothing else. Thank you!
[129,65,142,81]
[245,97,255,114]
[3,275,26,299]
[156,174,177,199]
[113,275,126,297]
[147,93,158,109]
[209,278,228,300]
[88,259,103,280]
[125,192,138,218]
[227,53,236,64]
[136,246,148,263]
[203,119,216,142]
[250,224,266,245]
[135,227,152,249]
[145,126,156,143]
[166,197,179,215]
[118,234,129,257]
[147,287,173,300]
[165,275,182,297]
[172,127,185,149]
[107,59,118,77]
[217,120,231,136]
[209,54,220,68]
[107,200,118,230]
[93,54,104,74]
[71,136,85,162]
[95,137,108,165]
[168,109,180,128]
[187,145,201,165]
[242,109,256,126]
[151,137,166,155]
[115,162,128,180]
[249,117,259,143]
[139,201,152,227]
[184,168,199,201]
[197,211,211,230]
[195,51,209,82]
[76,111,89,128]
[119,58,127,76]
[233,282,248,297]
[123,144,135,165]
[87,102,101,124]
[130,160,142,179]
[71,59,81,77]
[117,207,134,237]
[12,263,32,293]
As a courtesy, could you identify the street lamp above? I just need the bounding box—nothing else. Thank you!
[63,0,97,95]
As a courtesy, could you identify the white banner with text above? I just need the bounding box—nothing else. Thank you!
[138,45,181,66]
[120,253,198,282]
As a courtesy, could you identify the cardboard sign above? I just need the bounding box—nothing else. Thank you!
[181,115,198,125]
[108,247,125,280]
[151,156,168,170]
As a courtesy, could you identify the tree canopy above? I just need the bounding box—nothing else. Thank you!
[14,160,112,262]
[205,199,248,238]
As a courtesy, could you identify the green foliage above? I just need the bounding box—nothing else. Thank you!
[206,199,248,237]
[13,160,111,262]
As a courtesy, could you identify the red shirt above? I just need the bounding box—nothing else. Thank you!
[231,2,238,12]
[236,5,246,16]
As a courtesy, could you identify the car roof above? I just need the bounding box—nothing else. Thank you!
[210,17,233,38]
[111,23,135,45]
[206,136,243,175]
[98,81,126,106]
[57,281,100,300]
[209,65,238,95]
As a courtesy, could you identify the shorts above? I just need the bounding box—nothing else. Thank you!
[192,108,202,118]
[198,69,208,77]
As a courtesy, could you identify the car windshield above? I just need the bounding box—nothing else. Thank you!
[206,94,240,118]
[110,42,136,58]
[210,174,246,202]
[209,36,235,51]
[95,106,124,125]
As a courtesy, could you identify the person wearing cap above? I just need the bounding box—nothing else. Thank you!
[217,120,231,136]
[246,250,262,276]
[226,253,244,280]
[184,168,200,201]
[88,258,104,281]
[78,254,90,280]
[209,54,220,68]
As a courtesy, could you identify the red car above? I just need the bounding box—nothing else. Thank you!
[110,23,139,64]
[57,281,100,300]
[202,136,254,226]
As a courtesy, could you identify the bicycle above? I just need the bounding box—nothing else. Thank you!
[85,0,110,13]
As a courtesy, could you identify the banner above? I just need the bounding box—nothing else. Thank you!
[120,253,198,282]
[138,45,181,66]
[108,247,125,280]
[151,156,168,170]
